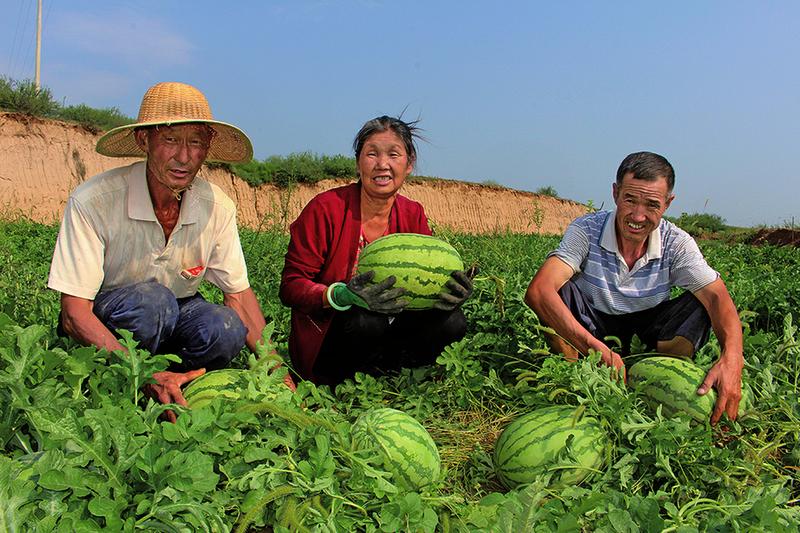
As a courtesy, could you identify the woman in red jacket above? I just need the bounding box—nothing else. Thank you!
[279,116,473,385]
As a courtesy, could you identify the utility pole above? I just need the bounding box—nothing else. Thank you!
[35,0,42,90]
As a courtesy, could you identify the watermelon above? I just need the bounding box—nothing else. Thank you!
[355,233,464,310]
[493,405,606,489]
[351,408,441,491]
[182,368,246,409]
[628,356,750,422]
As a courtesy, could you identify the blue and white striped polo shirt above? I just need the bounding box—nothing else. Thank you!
[550,210,718,315]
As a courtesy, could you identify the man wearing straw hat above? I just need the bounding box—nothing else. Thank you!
[48,82,289,419]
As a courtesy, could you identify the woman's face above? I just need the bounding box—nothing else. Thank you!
[357,129,414,201]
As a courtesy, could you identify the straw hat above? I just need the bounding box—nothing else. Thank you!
[96,82,253,163]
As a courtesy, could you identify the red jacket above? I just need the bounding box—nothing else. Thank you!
[279,182,432,381]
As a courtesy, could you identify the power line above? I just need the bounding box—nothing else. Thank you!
[40,0,54,88]
[17,0,36,81]
[6,0,28,78]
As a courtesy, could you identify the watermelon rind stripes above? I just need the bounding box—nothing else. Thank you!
[352,407,441,491]
[629,356,714,422]
[182,368,246,409]
[356,233,464,310]
[493,405,606,489]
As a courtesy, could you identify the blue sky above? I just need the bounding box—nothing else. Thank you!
[3,1,798,227]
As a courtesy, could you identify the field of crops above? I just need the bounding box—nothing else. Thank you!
[1,218,799,532]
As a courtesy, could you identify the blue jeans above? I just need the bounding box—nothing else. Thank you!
[91,281,247,371]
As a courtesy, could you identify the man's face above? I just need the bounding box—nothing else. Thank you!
[612,172,674,248]
[135,124,211,195]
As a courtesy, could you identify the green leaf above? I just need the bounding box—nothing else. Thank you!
[87,495,126,530]
[607,509,637,533]
[26,408,124,491]
[0,457,37,531]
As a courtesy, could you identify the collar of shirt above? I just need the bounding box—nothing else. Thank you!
[126,161,199,225]
[600,209,662,261]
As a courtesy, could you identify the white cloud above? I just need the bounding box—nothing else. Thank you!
[46,63,135,110]
[49,7,194,70]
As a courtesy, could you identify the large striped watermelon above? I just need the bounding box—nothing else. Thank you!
[351,408,441,491]
[628,356,749,422]
[493,405,606,489]
[182,368,247,409]
[355,233,464,310]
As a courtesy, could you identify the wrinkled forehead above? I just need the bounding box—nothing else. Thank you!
[153,123,214,138]
[618,173,672,199]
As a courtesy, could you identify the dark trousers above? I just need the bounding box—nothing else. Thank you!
[559,280,711,356]
[313,307,467,385]
[64,281,247,371]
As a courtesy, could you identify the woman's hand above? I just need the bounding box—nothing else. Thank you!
[333,271,408,314]
[434,268,477,311]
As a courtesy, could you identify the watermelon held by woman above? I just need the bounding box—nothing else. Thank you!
[351,407,441,491]
[628,356,751,423]
[355,233,464,310]
[493,405,606,490]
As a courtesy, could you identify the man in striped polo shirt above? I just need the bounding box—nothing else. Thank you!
[525,152,744,425]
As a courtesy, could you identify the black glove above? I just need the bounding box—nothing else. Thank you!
[433,268,477,311]
[331,270,408,314]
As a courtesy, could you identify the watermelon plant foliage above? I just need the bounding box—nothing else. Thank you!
[0,218,799,531]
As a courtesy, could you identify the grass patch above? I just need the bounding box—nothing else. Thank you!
[666,212,728,236]
[0,219,799,530]
[535,185,559,198]
[1,77,134,132]
[209,153,447,188]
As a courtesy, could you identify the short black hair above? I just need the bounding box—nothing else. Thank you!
[616,151,675,191]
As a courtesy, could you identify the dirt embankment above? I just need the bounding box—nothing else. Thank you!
[0,112,587,234]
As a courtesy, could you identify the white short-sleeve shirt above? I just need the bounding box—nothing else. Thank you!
[48,161,250,300]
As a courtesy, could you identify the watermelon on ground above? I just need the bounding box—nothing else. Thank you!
[493,405,606,490]
[182,368,247,409]
[351,407,441,491]
[355,233,464,310]
[628,356,750,423]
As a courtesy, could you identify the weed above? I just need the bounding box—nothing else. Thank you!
[535,185,559,198]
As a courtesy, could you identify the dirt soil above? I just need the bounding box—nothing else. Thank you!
[746,228,800,247]
[0,112,587,234]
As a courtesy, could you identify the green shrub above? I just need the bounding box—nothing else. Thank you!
[667,212,727,235]
[232,152,358,186]
[535,185,559,198]
[56,104,134,132]
[0,77,59,116]
[320,154,355,178]
[0,77,134,131]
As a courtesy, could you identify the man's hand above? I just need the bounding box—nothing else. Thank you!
[693,279,745,425]
[601,349,626,376]
[697,354,743,425]
[434,268,477,311]
[595,345,626,382]
[144,368,206,423]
